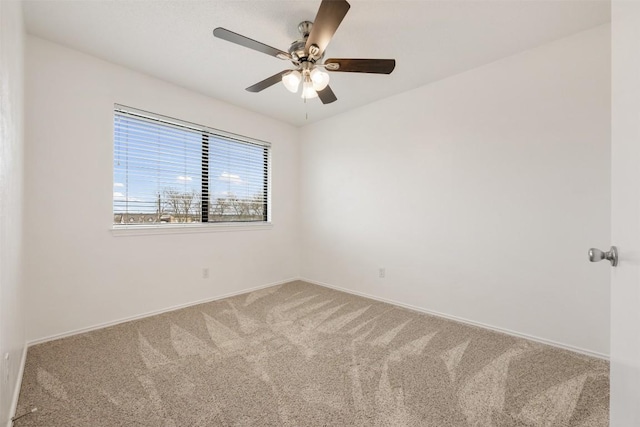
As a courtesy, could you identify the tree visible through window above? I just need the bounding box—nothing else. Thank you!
[113,106,269,225]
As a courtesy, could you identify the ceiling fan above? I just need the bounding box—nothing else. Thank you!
[213,0,396,104]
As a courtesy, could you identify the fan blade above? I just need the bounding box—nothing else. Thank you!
[305,0,350,56]
[213,28,291,60]
[325,58,396,74]
[317,85,337,104]
[246,70,291,93]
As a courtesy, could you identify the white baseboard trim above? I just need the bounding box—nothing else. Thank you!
[301,277,609,361]
[26,275,610,361]
[7,345,28,427]
[27,278,298,347]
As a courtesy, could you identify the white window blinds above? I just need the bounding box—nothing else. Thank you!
[113,105,270,226]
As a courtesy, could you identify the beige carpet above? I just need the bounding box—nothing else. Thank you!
[15,280,609,426]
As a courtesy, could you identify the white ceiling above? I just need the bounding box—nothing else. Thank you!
[23,0,610,127]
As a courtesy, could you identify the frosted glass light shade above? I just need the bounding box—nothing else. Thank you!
[310,68,330,91]
[301,80,318,99]
[282,70,301,93]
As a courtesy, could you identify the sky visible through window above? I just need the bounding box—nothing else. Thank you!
[114,113,267,223]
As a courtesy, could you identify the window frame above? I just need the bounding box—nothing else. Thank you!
[111,104,272,234]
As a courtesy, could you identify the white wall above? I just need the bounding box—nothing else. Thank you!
[0,0,25,423]
[299,25,611,356]
[24,36,300,343]
[24,23,611,358]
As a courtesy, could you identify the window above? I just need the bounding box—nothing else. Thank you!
[113,105,270,227]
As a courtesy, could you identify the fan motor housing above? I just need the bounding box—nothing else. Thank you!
[288,39,307,63]
[288,21,323,65]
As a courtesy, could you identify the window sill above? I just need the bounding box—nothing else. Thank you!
[110,222,273,237]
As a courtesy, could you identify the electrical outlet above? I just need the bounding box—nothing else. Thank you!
[202,268,209,279]
[379,268,386,279]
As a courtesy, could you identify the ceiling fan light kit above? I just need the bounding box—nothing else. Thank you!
[301,78,319,99]
[310,67,330,91]
[282,70,302,93]
[213,0,396,105]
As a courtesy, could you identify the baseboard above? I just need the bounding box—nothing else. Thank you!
[27,278,298,346]
[6,345,28,427]
[301,277,609,361]
[26,275,610,361]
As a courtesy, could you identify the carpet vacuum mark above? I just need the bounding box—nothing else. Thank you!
[15,281,609,426]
